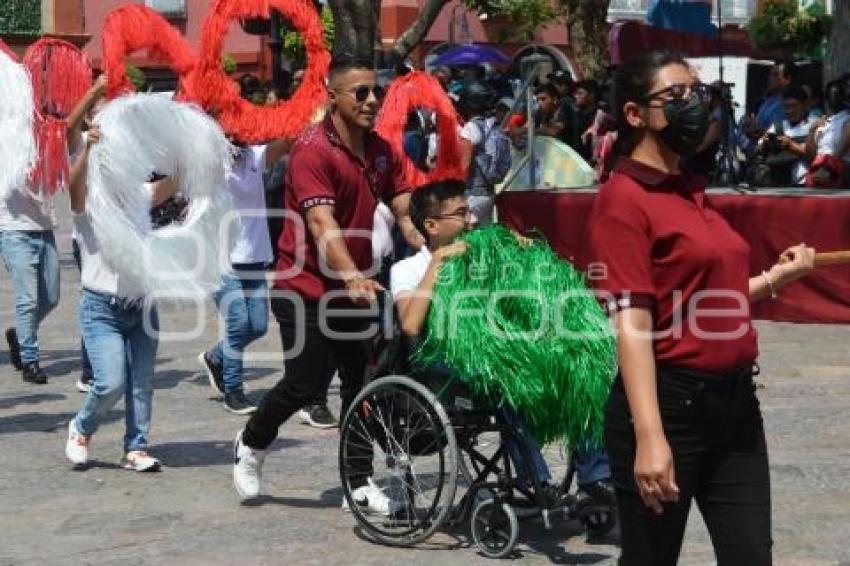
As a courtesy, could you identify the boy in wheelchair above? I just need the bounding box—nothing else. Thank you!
[389,179,614,516]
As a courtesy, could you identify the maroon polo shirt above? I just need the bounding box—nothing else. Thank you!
[589,157,758,374]
[274,115,411,301]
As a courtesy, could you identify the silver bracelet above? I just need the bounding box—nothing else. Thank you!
[762,270,778,299]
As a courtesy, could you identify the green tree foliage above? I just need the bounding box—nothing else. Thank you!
[464,0,561,41]
[0,0,41,34]
[283,6,334,67]
[222,54,238,74]
[749,0,832,58]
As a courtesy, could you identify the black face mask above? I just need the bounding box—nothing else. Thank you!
[656,93,710,156]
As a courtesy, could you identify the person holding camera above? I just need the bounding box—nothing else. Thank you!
[755,85,815,186]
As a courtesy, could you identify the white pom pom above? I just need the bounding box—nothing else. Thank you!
[87,94,235,300]
[0,50,36,199]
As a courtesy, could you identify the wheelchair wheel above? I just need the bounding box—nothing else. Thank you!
[339,375,458,546]
[471,499,519,559]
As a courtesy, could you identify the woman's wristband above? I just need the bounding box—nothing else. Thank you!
[762,269,778,299]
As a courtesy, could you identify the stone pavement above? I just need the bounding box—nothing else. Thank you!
[1,213,849,564]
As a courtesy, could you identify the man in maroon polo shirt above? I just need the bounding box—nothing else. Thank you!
[232,55,421,510]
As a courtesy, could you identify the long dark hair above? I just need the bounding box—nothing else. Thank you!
[609,50,689,163]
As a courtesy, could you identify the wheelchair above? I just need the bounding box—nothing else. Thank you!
[338,321,617,558]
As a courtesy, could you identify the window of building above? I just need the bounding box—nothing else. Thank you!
[144,0,186,17]
[607,0,756,24]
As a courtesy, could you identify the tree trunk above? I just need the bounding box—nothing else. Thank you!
[824,0,850,84]
[328,0,381,62]
[563,0,611,80]
[387,0,449,66]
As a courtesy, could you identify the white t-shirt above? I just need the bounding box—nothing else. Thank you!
[765,116,816,182]
[372,202,395,262]
[390,247,432,298]
[0,186,56,231]
[74,211,146,299]
[228,145,273,265]
[460,121,483,146]
[816,111,850,161]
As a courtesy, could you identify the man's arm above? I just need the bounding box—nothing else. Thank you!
[149,177,180,207]
[306,204,383,304]
[389,192,426,249]
[67,74,107,156]
[69,129,99,214]
[805,117,826,157]
[395,242,467,337]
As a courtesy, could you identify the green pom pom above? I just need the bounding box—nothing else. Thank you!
[413,225,616,446]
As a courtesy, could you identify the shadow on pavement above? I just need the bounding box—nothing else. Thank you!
[0,393,65,410]
[155,439,242,468]
[0,409,123,434]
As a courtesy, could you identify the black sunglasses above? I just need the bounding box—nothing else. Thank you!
[643,82,709,103]
[339,84,385,103]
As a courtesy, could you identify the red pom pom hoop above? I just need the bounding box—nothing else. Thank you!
[23,38,92,196]
[189,0,330,143]
[102,4,197,98]
[375,71,466,188]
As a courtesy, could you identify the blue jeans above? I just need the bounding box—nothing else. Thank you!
[0,231,60,364]
[207,265,269,393]
[71,238,93,379]
[501,408,552,485]
[574,445,611,486]
[414,362,552,485]
[74,290,158,452]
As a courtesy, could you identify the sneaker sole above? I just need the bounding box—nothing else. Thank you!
[198,352,225,396]
[76,381,91,393]
[65,447,88,467]
[123,462,161,473]
[297,411,338,429]
[224,403,257,416]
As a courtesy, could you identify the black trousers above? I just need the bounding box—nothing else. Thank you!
[242,296,373,485]
[606,364,772,565]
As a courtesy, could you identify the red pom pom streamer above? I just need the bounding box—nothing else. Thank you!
[102,4,197,99]
[375,71,466,188]
[189,0,330,143]
[23,38,92,196]
[24,38,92,118]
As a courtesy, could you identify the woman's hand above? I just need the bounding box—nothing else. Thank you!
[634,432,679,514]
[775,243,816,285]
[86,126,102,148]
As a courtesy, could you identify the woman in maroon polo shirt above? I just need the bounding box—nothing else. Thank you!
[590,51,815,565]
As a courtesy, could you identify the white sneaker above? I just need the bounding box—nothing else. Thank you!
[233,430,266,500]
[75,376,92,393]
[122,451,161,472]
[342,477,399,516]
[65,420,89,465]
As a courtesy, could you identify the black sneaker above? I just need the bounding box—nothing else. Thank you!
[574,479,616,519]
[6,328,22,371]
[224,389,257,415]
[198,351,225,395]
[538,482,570,510]
[22,361,47,385]
[297,404,338,429]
